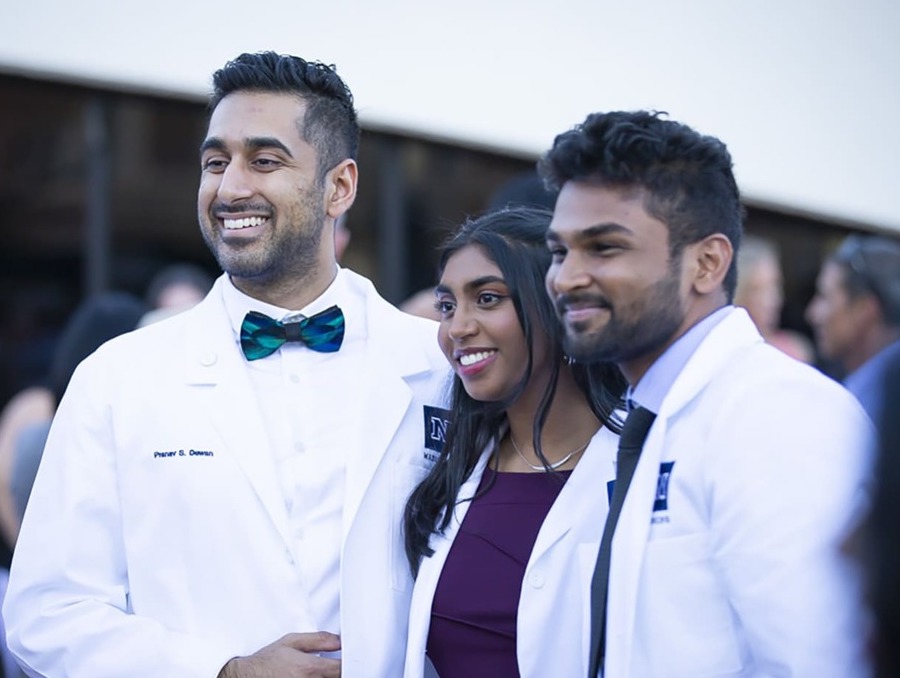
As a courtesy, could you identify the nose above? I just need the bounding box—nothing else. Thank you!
[446,306,478,342]
[216,161,254,203]
[547,252,590,297]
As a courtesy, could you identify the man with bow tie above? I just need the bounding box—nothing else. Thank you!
[3,51,449,678]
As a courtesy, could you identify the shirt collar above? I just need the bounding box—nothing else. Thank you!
[629,305,733,413]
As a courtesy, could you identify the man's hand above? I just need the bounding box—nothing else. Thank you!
[218,631,341,678]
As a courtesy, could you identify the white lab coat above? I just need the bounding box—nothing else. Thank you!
[603,308,872,677]
[405,426,620,678]
[3,271,451,678]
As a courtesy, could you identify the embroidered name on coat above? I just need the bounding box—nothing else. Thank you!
[152,448,215,459]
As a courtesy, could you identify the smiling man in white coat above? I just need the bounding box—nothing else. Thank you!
[3,51,449,678]
[541,111,872,677]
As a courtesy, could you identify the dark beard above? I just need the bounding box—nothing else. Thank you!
[201,187,326,285]
[563,270,684,365]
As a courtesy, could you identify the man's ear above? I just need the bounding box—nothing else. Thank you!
[691,234,733,295]
[323,159,358,219]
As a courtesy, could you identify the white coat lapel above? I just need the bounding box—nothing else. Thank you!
[338,278,423,535]
[528,427,617,564]
[406,448,491,677]
[181,287,293,549]
[342,356,412,534]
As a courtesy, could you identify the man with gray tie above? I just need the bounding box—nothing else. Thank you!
[541,110,871,677]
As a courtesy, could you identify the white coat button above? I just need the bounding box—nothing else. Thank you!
[290,373,301,384]
[294,442,306,454]
[199,351,217,366]
[528,572,545,589]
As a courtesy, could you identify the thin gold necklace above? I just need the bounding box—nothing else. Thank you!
[509,434,590,471]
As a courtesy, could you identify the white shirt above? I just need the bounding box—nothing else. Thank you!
[221,268,367,636]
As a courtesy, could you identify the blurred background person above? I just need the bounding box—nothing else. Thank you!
[0,291,145,678]
[334,215,352,263]
[806,234,900,421]
[403,207,625,677]
[733,235,814,363]
[2,292,147,546]
[399,171,558,321]
[138,262,213,327]
[855,349,900,678]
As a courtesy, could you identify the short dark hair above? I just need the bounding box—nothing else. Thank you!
[210,51,359,176]
[403,206,625,576]
[539,110,744,299]
[831,235,900,326]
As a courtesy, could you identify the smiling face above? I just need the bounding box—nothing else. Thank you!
[436,244,544,403]
[545,182,699,385]
[198,91,339,302]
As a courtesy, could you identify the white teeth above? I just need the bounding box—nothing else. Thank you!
[459,351,495,366]
[223,216,268,230]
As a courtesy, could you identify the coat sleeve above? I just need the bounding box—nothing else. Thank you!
[2,356,235,678]
[704,363,872,676]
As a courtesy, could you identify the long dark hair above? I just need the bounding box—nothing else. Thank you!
[403,206,626,576]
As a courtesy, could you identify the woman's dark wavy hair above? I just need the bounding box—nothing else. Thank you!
[538,110,744,300]
[209,51,359,177]
[403,206,626,576]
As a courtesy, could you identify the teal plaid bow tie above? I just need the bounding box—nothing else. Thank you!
[240,306,345,361]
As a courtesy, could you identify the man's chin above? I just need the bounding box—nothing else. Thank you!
[564,332,619,364]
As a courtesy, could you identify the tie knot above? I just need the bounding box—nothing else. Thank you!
[619,406,656,452]
[240,306,345,361]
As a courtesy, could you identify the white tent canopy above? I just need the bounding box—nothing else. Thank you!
[3,0,898,233]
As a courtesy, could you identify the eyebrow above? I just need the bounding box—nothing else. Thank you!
[435,275,506,296]
[546,222,633,242]
[199,136,294,158]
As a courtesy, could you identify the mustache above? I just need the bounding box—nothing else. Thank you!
[554,292,612,315]
[211,202,274,216]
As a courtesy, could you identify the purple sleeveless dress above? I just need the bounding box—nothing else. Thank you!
[427,467,571,677]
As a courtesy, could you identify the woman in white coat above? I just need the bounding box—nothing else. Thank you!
[403,207,627,677]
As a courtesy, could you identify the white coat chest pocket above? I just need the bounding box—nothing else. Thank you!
[636,532,743,677]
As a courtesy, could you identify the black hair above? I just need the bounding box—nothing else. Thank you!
[403,206,626,576]
[48,292,148,403]
[538,110,744,300]
[210,51,359,176]
[831,235,900,326]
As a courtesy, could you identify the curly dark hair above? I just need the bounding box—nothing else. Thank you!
[210,51,359,176]
[539,110,744,299]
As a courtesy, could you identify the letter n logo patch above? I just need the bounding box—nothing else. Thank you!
[653,461,675,512]
[423,406,451,456]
